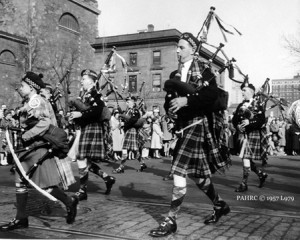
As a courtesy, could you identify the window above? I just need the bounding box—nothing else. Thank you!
[129,75,137,93]
[129,53,137,66]
[153,50,161,65]
[152,74,161,92]
[59,13,79,32]
[0,50,15,65]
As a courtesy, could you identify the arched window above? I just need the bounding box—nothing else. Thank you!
[0,50,16,65]
[59,13,79,33]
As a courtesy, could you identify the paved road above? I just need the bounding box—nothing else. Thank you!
[0,155,299,239]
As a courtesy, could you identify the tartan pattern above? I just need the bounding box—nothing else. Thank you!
[241,127,268,161]
[171,115,230,178]
[123,127,138,151]
[137,127,149,149]
[78,122,105,161]
[54,157,76,190]
[187,60,205,87]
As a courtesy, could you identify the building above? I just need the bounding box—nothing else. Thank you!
[0,0,100,108]
[92,25,225,113]
[272,74,300,104]
[0,30,27,107]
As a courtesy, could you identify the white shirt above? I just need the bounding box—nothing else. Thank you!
[180,59,193,83]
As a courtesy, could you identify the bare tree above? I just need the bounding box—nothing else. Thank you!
[283,23,300,63]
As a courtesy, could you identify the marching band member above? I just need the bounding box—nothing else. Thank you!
[0,72,78,231]
[69,69,115,201]
[112,96,147,173]
[149,32,231,237]
[232,81,268,192]
[40,82,76,190]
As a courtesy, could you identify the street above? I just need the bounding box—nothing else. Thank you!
[0,155,299,239]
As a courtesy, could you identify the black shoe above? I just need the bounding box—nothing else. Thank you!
[149,217,177,237]
[66,196,78,224]
[258,172,268,188]
[163,173,173,181]
[235,183,248,192]
[112,166,124,174]
[204,203,230,224]
[104,176,116,195]
[137,163,147,172]
[0,218,29,231]
[74,191,87,201]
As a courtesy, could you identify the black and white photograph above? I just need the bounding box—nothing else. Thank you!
[0,0,299,239]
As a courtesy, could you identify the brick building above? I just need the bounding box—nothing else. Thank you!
[272,74,300,104]
[92,26,225,113]
[0,0,100,109]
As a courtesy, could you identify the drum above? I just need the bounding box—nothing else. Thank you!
[287,100,300,128]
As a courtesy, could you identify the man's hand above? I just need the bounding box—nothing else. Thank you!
[238,124,245,132]
[69,111,82,120]
[169,97,188,113]
[167,110,178,120]
[240,119,250,128]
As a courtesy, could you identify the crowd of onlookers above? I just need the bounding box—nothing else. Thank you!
[1,103,300,168]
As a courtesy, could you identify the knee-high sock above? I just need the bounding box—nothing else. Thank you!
[15,183,28,220]
[48,186,72,207]
[197,178,223,208]
[242,159,251,185]
[168,185,186,219]
[250,160,263,177]
[89,162,108,178]
[242,167,251,185]
[168,175,186,219]
[77,159,89,192]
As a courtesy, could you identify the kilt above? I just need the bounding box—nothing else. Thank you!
[16,140,61,189]
[137,128,149,149]
[239,128,268,161]
[171,115,230,178]
[78,122,105,161]
[123,127,138,151]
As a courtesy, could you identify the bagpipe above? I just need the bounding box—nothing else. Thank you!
[164,42,229,116]
[68,47,123,122]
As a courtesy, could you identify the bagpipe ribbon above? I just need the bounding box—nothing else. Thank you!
[214,14,242,42]
[5,130,57,201]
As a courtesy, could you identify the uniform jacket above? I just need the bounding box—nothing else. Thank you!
[77,87,105,127]
[232,99,266,133]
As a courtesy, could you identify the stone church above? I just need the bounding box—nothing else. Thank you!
[0,0,100,108]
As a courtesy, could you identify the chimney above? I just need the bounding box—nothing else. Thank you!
[147,24,154,32]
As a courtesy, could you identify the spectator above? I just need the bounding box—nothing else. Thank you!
[110,109,124,161]
[151,117,163,159]
[141,116,152,160]
[161,115,173,157]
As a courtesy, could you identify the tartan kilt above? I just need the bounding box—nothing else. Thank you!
[16,140,61,189]
[171,115,230,178]
[240,128,268,161]
[78,122,105,161]
[137,128,149,149]
[123,127,138,151]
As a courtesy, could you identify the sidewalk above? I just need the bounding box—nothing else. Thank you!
[0,186,299,240]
